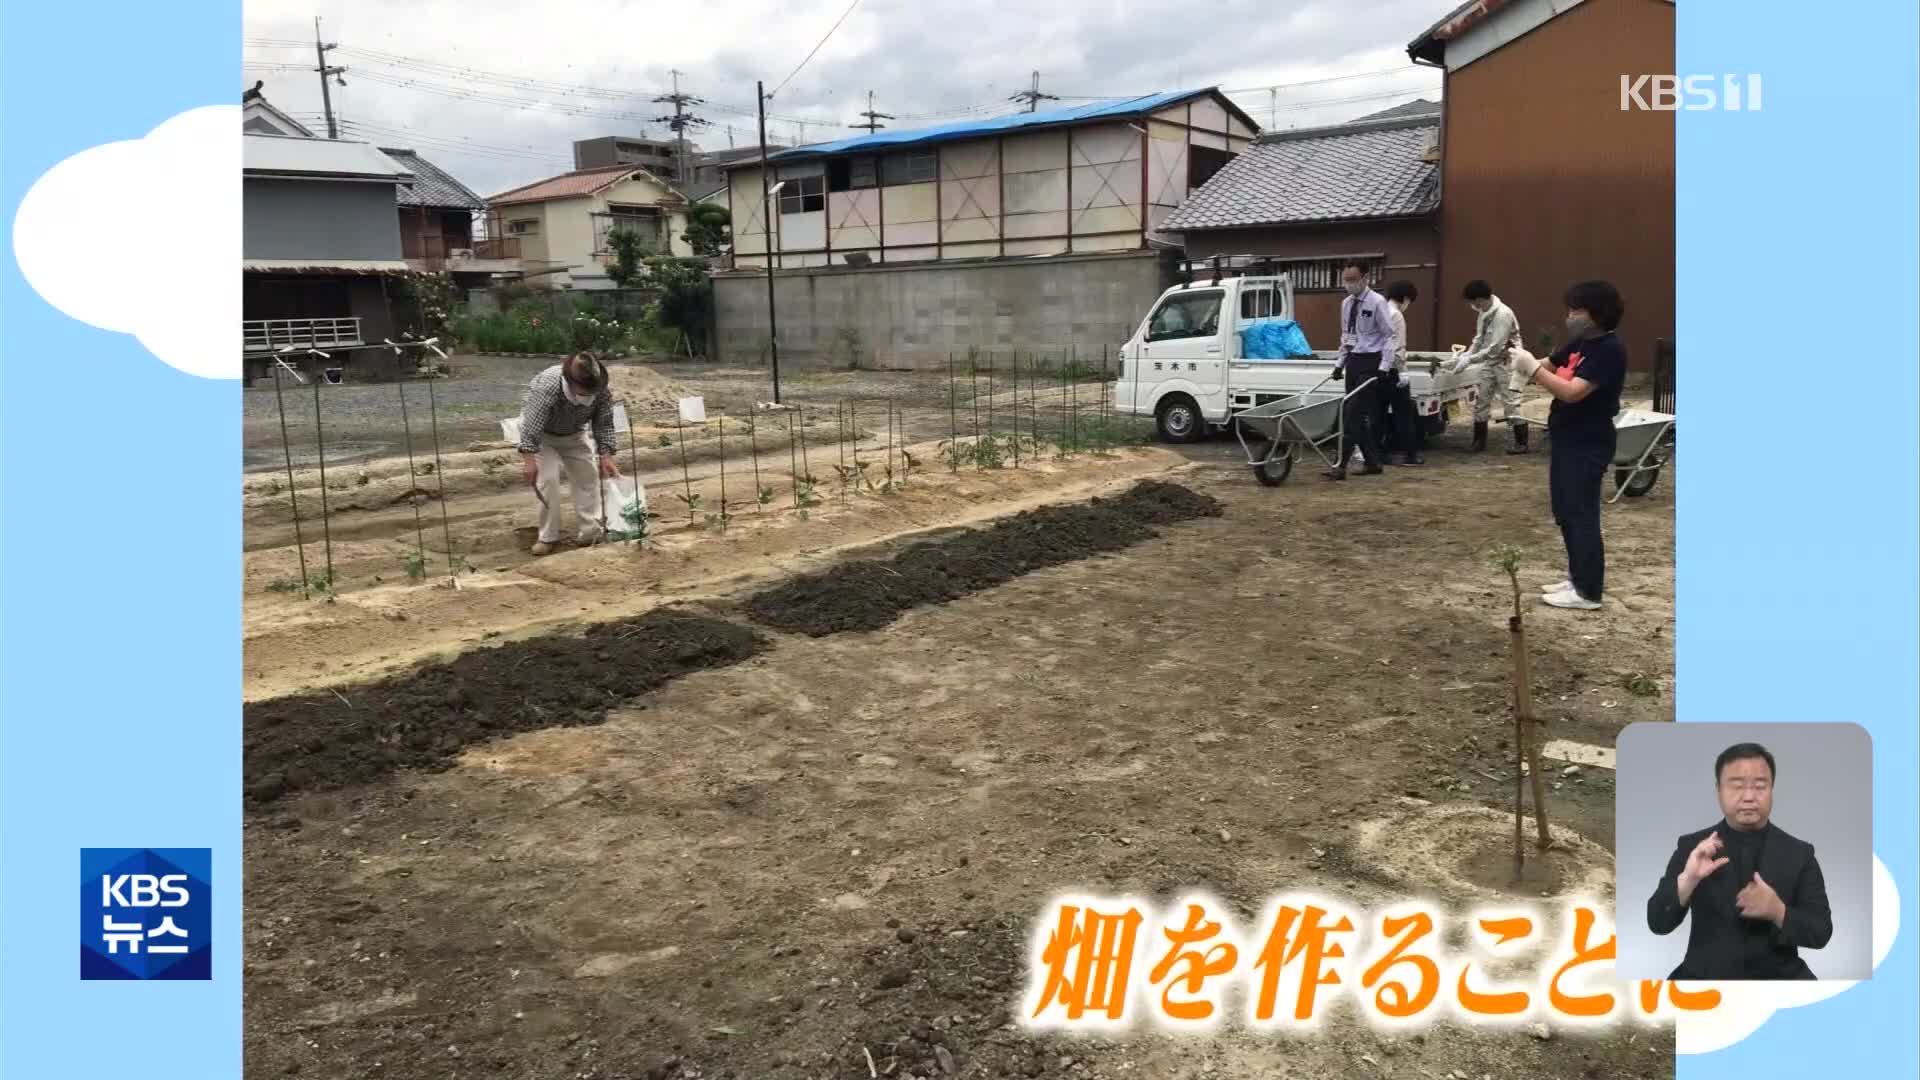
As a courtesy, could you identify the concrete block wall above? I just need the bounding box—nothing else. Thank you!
[712,251,1167,371]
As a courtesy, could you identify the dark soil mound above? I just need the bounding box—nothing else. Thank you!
[746,480,1221,636]
[244,610,764,807]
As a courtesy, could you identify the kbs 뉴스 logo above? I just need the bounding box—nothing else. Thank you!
[80,848,212,980]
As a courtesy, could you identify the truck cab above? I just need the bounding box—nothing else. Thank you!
[1112,255,1459,443]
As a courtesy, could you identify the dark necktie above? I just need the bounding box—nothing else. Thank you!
[1347,296,1359,334]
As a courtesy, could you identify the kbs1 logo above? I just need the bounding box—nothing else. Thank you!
[1620,74,1762,111]
[80,849,212,980]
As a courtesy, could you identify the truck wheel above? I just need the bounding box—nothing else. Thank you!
[1422,403,1450,438]
[1248,438,1294,486]
[1156,395,1205,444]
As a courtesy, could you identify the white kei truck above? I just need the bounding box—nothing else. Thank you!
[1110,257,1478,449]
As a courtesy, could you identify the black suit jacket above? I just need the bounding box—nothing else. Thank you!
[1645,821,1833,980]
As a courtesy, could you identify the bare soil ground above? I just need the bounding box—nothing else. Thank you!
[244,361,1674,1080]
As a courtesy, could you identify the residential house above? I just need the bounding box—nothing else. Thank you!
[1410,0,1674,365]
[242,131,415,381]
[710,88,1258,368]
[485,165,695,290]
[381,147,521,286]
[242,81,314,137]
[1161,112,1442,350]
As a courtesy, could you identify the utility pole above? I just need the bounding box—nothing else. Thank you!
[757,80,782,404]
[1009,71,1059,113]
[653,70,708,187]
[312,16,348,139]
[850,91,893,133]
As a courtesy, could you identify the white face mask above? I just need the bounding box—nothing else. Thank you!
[562,380,594,406]
[1344,281,1366,297]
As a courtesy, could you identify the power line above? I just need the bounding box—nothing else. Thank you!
[769,0,863,99]
[850,90,893,133]
[652,69,709,184]
[1009,71,1059,113]
[1219,65,1428,95]
[311,16,348,139]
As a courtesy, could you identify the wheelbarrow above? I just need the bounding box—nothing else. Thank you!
[1611,408,1675,502]
[1231,372,1377,487]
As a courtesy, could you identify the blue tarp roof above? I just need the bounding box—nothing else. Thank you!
[763,88,1229,162]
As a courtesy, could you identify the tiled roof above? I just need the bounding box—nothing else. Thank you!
[380,148,486,210]
[1351,98,1442,122]
[1408,0,1517,64]
[1160,116,1439,231]
[488,164,667,206]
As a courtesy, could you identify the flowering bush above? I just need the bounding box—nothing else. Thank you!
[392,270,456,344]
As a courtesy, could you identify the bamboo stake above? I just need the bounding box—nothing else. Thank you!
[271,364,311,598]
[310,373,335,584]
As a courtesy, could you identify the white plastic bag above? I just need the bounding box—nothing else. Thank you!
[601,477,651,541]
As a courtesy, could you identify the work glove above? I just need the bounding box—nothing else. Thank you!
[1447,347,1472,375]
[1510,348,1544,379]
[1330,365,1345,381]
[1380,366,1400,388]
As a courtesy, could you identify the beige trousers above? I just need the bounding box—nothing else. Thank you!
[535,432,604,544]
[1471,355,1526,425]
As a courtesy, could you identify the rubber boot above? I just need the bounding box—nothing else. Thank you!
[1507,422,1531,455]
[1470,422,1488,452]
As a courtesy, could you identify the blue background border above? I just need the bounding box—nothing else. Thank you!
[0,3,242,1076]
[1675,0,1917,1077]
[0,0,1914,1076]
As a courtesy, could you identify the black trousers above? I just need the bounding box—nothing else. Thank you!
[1338,353,1384,467]
[1549,432,1614,599]
[1374,370,1421,453]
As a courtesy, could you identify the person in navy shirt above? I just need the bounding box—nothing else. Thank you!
[1510,280,1628,610]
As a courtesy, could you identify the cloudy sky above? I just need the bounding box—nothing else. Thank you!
[243,0,1446,197]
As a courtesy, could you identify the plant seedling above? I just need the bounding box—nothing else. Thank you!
[658,433,673,449]
[676,492,704,512]
[403,549,428,580]
[357,471,372,486]
[758,485,775,507]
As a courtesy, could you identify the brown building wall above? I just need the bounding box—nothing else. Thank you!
[1437,0,1675,367]
[1180,217,1440,350]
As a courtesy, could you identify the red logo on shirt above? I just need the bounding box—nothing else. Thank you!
[1561,351,1584,376]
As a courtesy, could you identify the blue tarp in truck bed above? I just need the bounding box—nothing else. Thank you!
[1237,317,1314,360]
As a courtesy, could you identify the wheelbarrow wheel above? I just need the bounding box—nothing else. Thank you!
[1614,465,1660,498]
[1248,438,1294,486]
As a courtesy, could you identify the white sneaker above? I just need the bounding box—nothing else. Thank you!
[1539,579,1573,594]
[1541,588,1602,611]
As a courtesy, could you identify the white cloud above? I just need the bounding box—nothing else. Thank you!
[12,106,240,379]
[1674,854,1901,1055]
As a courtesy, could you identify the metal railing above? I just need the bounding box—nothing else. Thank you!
[470,236,522,260]
[243,317,364,354]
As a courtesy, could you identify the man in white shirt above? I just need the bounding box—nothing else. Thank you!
[1379,279,1424,466]
[1448,279,1529,454]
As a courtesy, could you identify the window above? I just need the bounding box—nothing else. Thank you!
[1146,291,1224,342]
[1188,145,1235,190]
[1240,286,1278,320]
[827,156,878,192]
[779,174,825,214]
[1286,258,1375,292]
[880,151,937,186]
[507,218,539,235]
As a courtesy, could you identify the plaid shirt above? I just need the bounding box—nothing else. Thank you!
[517,365,617,456]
